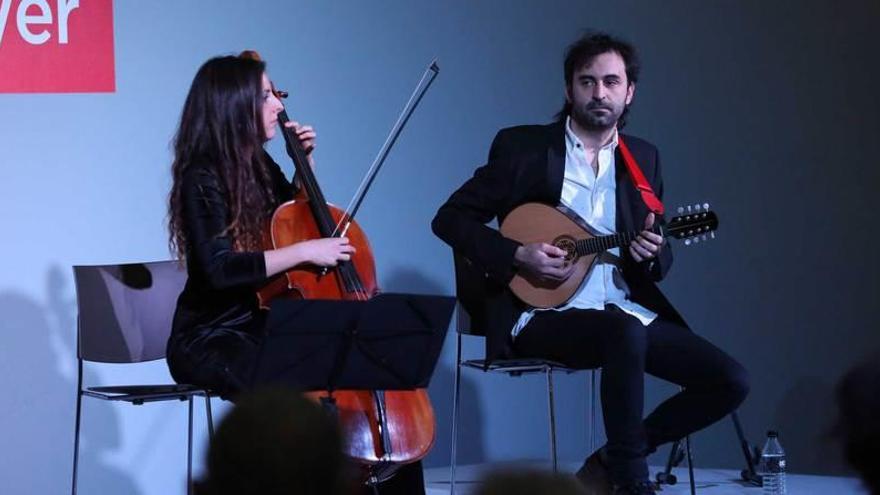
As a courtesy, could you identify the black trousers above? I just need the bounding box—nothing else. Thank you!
[167,325,261,396]
[514,306,749,484]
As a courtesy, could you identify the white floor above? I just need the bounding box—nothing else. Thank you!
[423,462,866,495]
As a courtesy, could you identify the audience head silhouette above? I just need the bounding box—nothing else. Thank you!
[835,355,880,494]
[475,468,587,495]
[195,387,348,495]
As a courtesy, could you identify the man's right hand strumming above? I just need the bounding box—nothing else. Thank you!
[514,242,575,283]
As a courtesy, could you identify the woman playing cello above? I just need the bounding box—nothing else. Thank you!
[166,55,425,494]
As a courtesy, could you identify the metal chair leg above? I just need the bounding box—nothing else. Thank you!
[590,369,598,452]
[685,435,696,495]
[450,333,463,495]
[71,388,83,495]
[204,394,214,442]
[731,411,761,485]
[546,367,558,473]
[187,396,194,495]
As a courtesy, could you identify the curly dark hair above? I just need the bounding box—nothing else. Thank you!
[555,31,640,128]
[168,55,278,259]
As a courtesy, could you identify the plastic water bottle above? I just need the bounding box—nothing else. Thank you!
[758,430,787,494]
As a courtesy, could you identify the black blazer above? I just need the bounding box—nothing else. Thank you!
[432,121,686,362]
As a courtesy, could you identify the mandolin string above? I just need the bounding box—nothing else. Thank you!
[576,231,640,256]
[564,214,716,260]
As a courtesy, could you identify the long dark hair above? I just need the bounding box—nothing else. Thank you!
[168,55,277,259]
[555,32,640,128]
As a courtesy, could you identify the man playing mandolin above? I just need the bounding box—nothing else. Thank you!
[432,32,749,495]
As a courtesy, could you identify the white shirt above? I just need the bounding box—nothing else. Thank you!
[511,118,657,337]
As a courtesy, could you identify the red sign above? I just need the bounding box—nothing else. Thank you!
[0,0,115,93]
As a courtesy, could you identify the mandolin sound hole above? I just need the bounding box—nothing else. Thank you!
[553,236,577,263]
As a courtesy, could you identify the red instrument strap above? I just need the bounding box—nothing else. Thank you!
[618,136,665,216]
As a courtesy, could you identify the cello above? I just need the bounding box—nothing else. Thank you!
[244,50,440,486]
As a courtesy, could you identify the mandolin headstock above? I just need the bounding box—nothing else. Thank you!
[665,203,719,246]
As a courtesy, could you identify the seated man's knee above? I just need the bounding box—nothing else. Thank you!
[605,319,648,357]
[725,363,750,407]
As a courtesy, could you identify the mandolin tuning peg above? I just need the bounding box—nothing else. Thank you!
[694,204,702,212]
[710,231,716,240]
[677,206,684,214]
[702,234,708,241]
[693,236,700,244]
[687,205,693,213]
[684,238,692,246]
[703,202,710,211]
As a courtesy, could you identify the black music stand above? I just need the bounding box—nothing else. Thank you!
[251,293,455,393]
[249,293,454,492]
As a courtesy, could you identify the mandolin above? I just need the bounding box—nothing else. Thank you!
[500,202,719,308]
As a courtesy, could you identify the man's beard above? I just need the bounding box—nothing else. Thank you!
[571,101,625,131]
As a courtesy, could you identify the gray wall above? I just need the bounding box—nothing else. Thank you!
[1,0,878,493]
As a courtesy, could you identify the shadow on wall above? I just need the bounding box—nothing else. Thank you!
[0,266,140,494]
[382,267,487,468]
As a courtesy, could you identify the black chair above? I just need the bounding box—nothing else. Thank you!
[448,253,599,494]
[70,261,215,495]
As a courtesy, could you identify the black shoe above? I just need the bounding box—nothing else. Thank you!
[611,481,658,495]
[575,449,612,495]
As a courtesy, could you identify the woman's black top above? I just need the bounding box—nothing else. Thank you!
[166,155,294,391]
